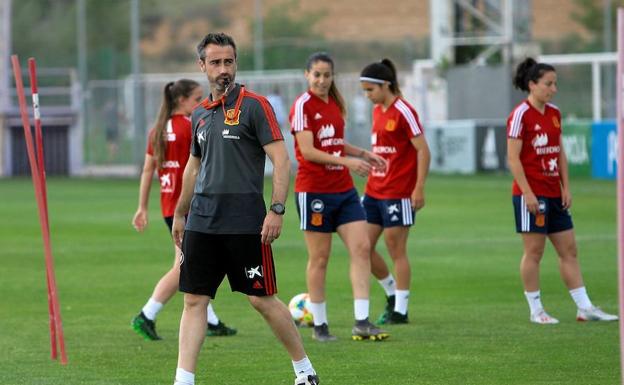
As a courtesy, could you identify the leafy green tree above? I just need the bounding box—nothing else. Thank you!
[239,0,326,70]
[12,0,78,68]
[12,0,132,79]
[540,0,623,55]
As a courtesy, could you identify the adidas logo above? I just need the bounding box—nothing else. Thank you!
[253,281,264,289]
[314,112,322,120]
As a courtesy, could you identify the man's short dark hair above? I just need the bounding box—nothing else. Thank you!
[197,33,237,60]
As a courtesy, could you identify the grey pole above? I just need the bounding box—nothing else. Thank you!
[0,0,11,176]
[254,0,264,72]
[131,0,144,167]
[604,0,615,118]
[77,0,88,162]
[0,0,11,112]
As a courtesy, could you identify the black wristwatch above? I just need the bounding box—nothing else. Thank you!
[270,202,286,215]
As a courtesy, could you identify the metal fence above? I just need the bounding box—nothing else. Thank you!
[12,53,614,176]
[83,70,378,172]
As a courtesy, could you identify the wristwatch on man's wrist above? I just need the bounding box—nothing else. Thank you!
[270,202,286,215]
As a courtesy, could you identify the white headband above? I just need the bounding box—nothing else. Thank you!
[359,76,386,84]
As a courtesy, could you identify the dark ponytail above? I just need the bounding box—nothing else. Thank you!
[152,79,200,168]
[360,58,402,96]
[381,58,401,96]
[306,52,346,117]
[513,57,555,92]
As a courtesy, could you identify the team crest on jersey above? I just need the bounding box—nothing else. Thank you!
[552,116,560,128]
[385,119,397,132]
[224,108,241,125]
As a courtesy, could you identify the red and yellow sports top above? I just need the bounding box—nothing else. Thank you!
[290,91,354,193]
[365,97,424,199]
[507,100,562,197]
[146,114,192,217]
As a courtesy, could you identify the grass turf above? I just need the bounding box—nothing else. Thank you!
[0,174,619,384]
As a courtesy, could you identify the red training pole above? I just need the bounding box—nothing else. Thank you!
[11,55,68,364]
[28,58,48,210]
[617,8,624,385]
[27,57,58,361]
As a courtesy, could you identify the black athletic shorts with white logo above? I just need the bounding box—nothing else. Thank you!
[512,195,573,234]
[180,231,277,299]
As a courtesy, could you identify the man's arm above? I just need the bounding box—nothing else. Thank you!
[261,140,290,244]
[172,154,200,247]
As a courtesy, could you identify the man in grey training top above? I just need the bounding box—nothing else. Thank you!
[170,32,319,385]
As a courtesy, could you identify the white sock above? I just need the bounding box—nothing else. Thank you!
[354,299,369,321]
[569,286,593,309]
[292,356,315,377]
[142,298,163,321]
[174,368,194,385]
[207,303,219,325]
[377,274,396,297]
[524,290,543,314]
[394,290,409,315]
[309,301,328,326]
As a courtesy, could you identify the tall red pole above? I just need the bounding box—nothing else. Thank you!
[617,8,624,385]
[11,55,68,364]
[27,57,57,361]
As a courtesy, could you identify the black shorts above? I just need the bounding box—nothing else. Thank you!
[164,216,173,232]
[179,231,277,298]
[295,188,366,232]
[362,194,415,228]
[512,195,574,234]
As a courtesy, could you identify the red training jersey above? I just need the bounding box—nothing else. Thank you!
[507,100,562,197]
[146,114,192,217]
[290,91,354,193]
[365,97,424,199]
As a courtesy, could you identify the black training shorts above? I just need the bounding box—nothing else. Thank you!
[179,230,277,298]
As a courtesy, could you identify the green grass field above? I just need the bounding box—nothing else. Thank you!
[0,174,619,385]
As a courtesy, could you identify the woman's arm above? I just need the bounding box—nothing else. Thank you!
[558,135,572,209]
[507,138,538,214]
[295,131,371,176]
[410,135,431,210]
[132,154,156,232]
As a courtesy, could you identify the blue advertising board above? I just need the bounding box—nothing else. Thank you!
[591,121,618,180]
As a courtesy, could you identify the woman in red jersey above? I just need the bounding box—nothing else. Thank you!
[359,58,430,325]
[508,58,617,324]
[131,79,236,339]
[290,52,389,342]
